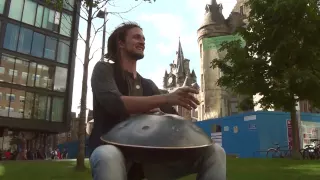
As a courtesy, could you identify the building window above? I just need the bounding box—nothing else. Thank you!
[46,97,51,120]
[63,0,75,11]
[22,72,28,79]
[36,64,54,90]
[0,55,15,83]
[0,0,5,14]
[6,94,15,102]
[5,107,14,112]
[27,63,37,86]
[240,5,244,15]
[42,8,60,32]
[34,94,49,119]
[0,67,4,74]
[52,97,64,122]
[13,59,29,85]
[201,104,205,119]
[201,74,204,92]
[200,44,202,58]
[35,5,44,27]
[8,0,24,21]
[0,54,59,90]
[20,96,25,103]
[8,89,25,118]
[0,88,10,117]
[22,0,37,25]
[8,69,18,76]
[3,24,20,51]
[57,40,70,64]
[44,37,57,60]
[24,92,34,119]
[54,67,67,92]
[60,13,72,37]
[7,0,73,35]
[31,32,45,58]
[17,28,33,54]
[54,12,61,32]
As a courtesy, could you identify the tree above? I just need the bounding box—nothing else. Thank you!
[211,0,320,159]
[47,0,156,170]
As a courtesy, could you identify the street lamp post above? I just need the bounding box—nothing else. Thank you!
[97,8,108,61]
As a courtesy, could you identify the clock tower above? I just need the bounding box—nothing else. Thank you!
[162,38,198,121]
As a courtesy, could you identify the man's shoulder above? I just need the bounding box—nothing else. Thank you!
[94,60,114,68]
[142,78,157,87]
[92,60,115,75]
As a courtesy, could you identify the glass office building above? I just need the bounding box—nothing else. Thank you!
[0,0,79,133]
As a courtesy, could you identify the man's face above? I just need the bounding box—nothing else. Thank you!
[119,27,145,60]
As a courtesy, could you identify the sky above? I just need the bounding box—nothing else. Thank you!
[72,0,237,113]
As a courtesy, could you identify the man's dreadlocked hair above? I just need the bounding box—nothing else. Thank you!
[104,22,142,96]
[104,22,142,63]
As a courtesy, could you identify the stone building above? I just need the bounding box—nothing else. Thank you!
[162,38,199,121]
[196,0,250,120]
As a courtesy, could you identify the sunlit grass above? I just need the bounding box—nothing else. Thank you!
[0,158,319,180]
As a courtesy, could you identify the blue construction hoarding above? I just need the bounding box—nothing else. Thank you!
[196,111,320,158]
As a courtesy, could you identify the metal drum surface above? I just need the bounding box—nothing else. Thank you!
[100,113,213,163]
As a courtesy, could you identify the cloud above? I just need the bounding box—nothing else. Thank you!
[139,13,185,40]
[138,12,198,57]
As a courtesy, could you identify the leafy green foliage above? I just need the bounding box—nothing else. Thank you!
[211,0,320,112]
[238,96,255,111]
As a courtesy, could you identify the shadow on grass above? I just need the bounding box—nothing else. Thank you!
[0,158,319,180]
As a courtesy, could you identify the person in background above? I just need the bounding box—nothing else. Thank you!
[62,148,68,159]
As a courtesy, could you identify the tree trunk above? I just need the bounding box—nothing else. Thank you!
[289,106,302,159]
[76,0,93,171]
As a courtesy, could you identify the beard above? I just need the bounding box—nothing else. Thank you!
[127,50,144,61]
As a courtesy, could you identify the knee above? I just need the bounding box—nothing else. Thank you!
[90,145,124,166]
[212,144,226,158]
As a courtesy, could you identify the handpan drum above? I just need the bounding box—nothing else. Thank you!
[100,112,213,163]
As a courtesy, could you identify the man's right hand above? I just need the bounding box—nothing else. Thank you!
[163,87,200,110]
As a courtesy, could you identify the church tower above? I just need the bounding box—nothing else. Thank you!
[197,0,247,120]
[163,38,198,121]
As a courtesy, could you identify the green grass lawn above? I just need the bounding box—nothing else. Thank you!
[0,158,319,180]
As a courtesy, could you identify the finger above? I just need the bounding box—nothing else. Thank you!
[183,93,200,105]
[180,87,199,94]
[177,98,192,110]
[179,97,197,109]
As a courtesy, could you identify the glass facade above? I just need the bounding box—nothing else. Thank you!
[0,0,78,132]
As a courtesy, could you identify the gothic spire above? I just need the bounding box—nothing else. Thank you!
[176,37,184,74]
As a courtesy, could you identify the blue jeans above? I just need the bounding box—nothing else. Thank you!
[90,143,226,180]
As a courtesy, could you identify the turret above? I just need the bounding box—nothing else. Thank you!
[197,0,231,120]
[197,0,229,41]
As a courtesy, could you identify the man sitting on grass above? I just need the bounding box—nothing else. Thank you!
[89,22,226,180]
